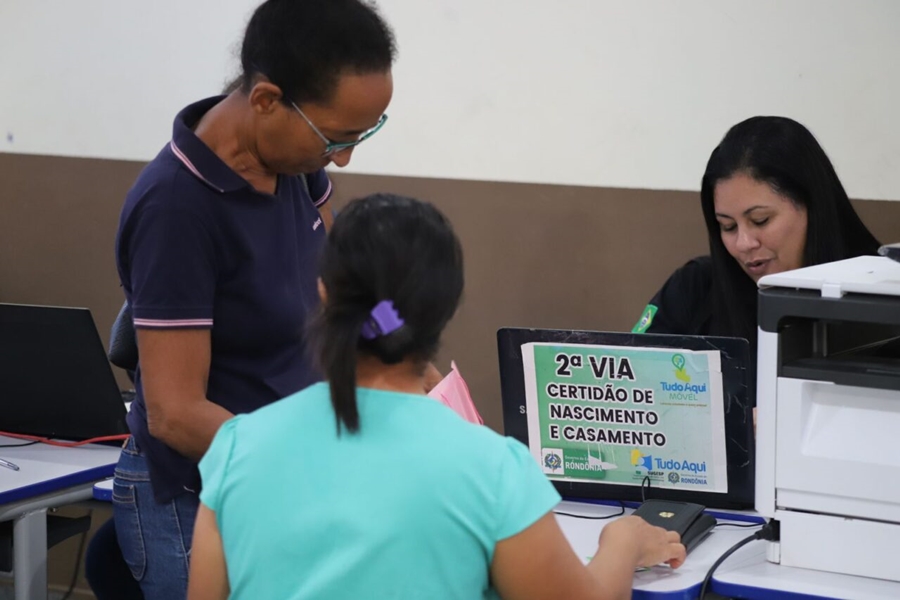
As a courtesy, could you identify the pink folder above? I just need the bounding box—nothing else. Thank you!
[427,361,484,425]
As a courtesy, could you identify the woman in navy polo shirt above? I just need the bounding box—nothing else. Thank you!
[108,1,396,598]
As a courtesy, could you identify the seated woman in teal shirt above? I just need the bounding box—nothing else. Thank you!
[188,194,685,600]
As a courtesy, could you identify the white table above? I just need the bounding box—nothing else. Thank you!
[711,540,900,599]
[0,437,121,600]
[555,500,765,599]
[93,478,113,502]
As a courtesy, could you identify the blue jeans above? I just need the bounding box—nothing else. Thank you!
[113,437,199,600]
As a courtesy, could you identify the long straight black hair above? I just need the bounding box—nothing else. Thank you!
[310,194,464,434]
[701,116,880,343]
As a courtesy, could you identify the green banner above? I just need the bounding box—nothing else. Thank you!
[523,342,727,493]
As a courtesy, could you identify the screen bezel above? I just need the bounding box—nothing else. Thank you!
[498,328,755,509]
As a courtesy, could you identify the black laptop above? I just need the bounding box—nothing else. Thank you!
[498,328,755,509]
[0,303,128,441]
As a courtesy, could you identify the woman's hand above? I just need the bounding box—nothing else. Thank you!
[599,515,687,569]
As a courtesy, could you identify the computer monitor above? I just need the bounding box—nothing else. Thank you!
[498,328,754,509]
[0,303,128,441]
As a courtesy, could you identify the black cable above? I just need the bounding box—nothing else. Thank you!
[698,520,779,599]
[554,501,626,520]
[61,526,90,600]
[0,440,39,448]
[698,532,760,598]
[641,475,651,503]
[714,521,764,529]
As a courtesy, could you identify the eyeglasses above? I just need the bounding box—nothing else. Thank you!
[291,101,387,157]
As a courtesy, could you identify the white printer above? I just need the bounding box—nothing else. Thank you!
[756,255,900,582]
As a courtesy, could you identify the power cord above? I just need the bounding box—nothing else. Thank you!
[61,526,90,600]
[714,521,764,529]
[554,501,627,520]
[641,475,651,502]
[698,520,780,599]
[0,440,40,448]
[0,431,129,448]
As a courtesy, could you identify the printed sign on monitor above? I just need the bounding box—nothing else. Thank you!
[522,342,728,493]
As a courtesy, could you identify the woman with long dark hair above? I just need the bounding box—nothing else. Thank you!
[634,116,880,351]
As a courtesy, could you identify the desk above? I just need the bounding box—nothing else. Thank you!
[711,541,900,600]
[93,478,113,502]
[555,500,764,600]
[0,437,121,600]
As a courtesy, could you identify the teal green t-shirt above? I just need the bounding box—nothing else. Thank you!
[199,382,561,600]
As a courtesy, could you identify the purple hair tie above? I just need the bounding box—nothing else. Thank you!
[360,300,405,340]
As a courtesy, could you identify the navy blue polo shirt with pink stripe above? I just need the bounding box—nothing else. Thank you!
[115,96,332,502]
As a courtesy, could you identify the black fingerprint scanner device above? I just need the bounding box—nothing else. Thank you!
[631,499,717,553]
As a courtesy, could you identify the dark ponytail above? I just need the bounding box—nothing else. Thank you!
[310,194,464,434]
[314,303,370,433]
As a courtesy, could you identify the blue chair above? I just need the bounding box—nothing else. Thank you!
[85,516,144,599]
